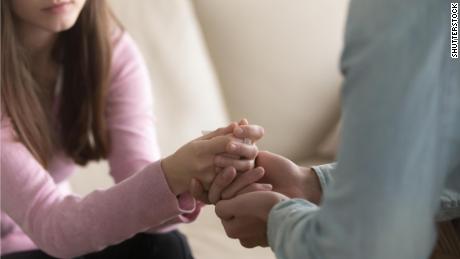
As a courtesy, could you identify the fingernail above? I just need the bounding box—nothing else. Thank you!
[254,168,264,176]
[264,184,273,190]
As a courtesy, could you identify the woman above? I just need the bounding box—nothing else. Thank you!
[0,0,264,258]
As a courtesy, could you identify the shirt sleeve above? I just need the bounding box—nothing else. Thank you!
[0,33,194,258]
[267,1,459,258]
[105,32,201,227]
[311,163,336,191]
[312,162,460,221]
[1,119,189,258]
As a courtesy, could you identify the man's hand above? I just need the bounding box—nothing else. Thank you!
[189,119,268,203]
[215,191,289,248]
[213,151,323,248]
[190,166,273,204]
[222,151,322,204]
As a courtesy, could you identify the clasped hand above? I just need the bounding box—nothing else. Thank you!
[163,119,322,248]
[189,130,323,248]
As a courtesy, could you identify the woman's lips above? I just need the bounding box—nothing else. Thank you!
[42,2,72,14]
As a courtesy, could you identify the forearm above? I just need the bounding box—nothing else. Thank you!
[309,162,460,221]
[2,160,188,258]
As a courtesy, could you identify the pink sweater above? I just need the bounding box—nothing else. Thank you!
[0,33,200,258]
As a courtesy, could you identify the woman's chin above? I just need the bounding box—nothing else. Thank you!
[41,19,79,33]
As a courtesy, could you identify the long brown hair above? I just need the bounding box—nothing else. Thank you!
[1,0,119,167]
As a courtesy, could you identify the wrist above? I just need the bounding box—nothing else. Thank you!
[299,166,322,205]
[259,192,289,222]
[161,155,188,195]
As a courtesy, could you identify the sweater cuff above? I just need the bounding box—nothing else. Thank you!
[141,160,192,224]
[267,198,319,255]
[311,162,337,191]
[145,160,202,224]
[143,196,204,234]
[178,200,204,223]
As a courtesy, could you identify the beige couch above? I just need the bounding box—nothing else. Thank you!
[70,1,349,258]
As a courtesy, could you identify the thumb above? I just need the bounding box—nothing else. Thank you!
[215,199,239,221]
[199,122,237,141]
[238,118,249,126]
[216,192,283,221]
[190,178,210,204]
[215,193,256,220]
[199,135,234,155]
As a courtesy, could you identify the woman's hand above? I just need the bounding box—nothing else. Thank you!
[188,119,267,203]
[162,121,264,195]
[215,191,289,248]
[213,119,264,170]
[190,150,322,206]
[190,166,273,204]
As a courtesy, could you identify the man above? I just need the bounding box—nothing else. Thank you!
[214,0,460,258]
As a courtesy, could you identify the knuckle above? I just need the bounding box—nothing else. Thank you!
[199,192,210,202]
[198,193,210,204]
[257,126,265,136]
[233,160,245,169]
[215,206,223,218]
[236,164,249,172]
[221,192,231,200]
[221,188,235,199]
[243,160,254,171]
[226,142,238,153]
[224,135,233,143]
[204,173,216,183]
[215,156,227,167]
[226,228,239,239]
[248,146,258,159]
[190,142,204,156]
[215,175,227,188]
[240,239,256,248]
[208,196,218,204]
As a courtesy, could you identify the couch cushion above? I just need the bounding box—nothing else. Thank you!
[193,0,348,161]
[109,0,230,155]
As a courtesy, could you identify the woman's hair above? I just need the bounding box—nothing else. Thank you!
[1,0,120,167]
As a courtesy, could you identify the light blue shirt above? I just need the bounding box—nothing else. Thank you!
[267,0,460,258]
